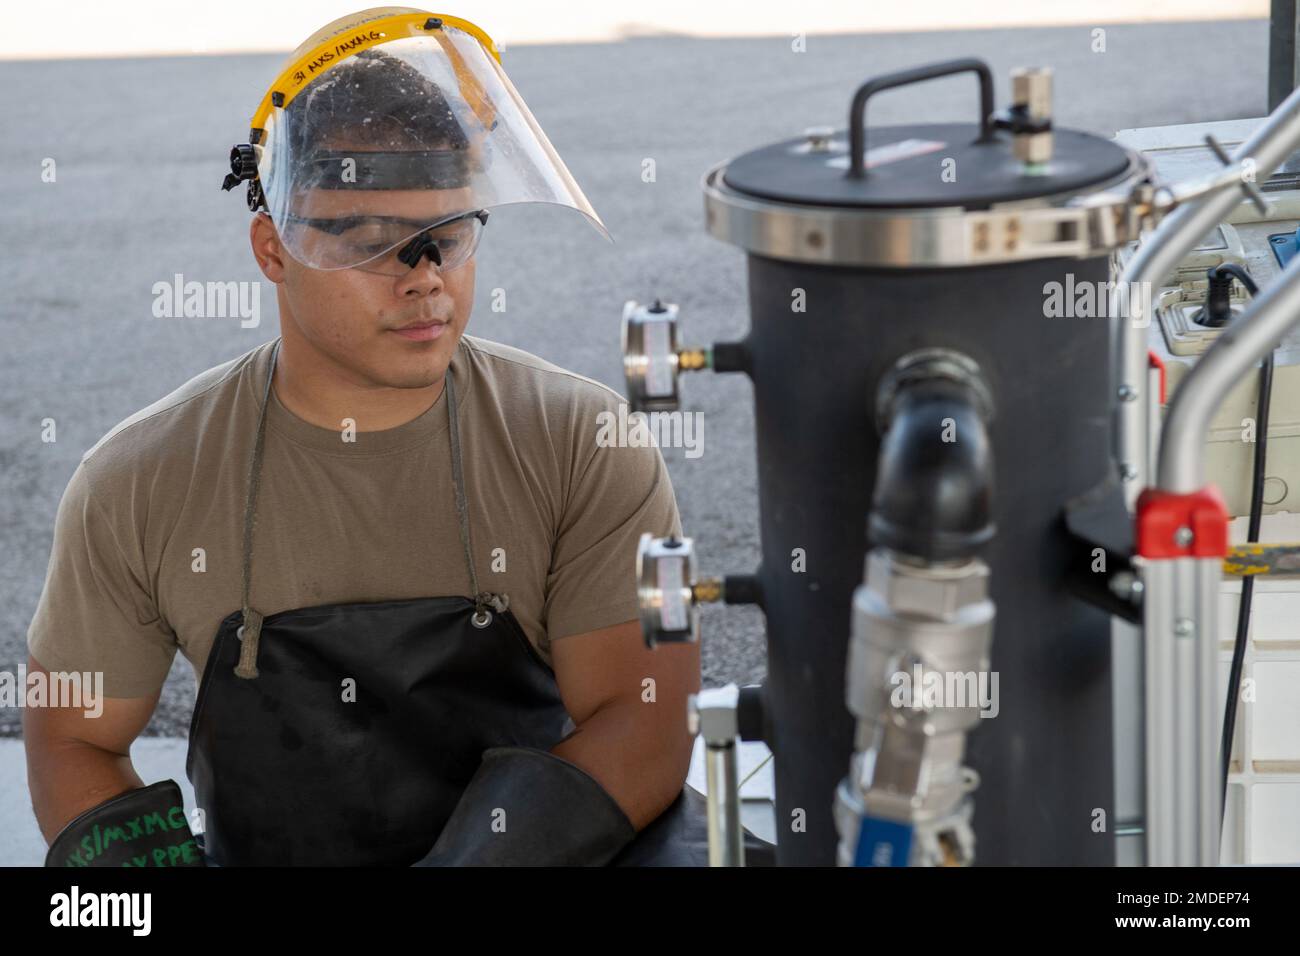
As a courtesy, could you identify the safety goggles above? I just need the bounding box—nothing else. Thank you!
[283,208,489,275]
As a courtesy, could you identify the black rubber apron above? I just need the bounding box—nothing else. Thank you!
[186,339,594,865]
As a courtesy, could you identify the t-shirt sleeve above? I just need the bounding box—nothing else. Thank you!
[27,460,178,699]
[543,401,683,642]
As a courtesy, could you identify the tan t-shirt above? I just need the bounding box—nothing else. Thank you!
[27,335,681,698]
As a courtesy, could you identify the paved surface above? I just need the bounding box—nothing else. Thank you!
[0,20,1273,859]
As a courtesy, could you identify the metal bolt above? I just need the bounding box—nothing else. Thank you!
[1175,618,1194,637]
[1118,385,1138,402]
[1108,571,1144,602]
[804,125,835,151]
[1121,464,1139,481]
[1174,526,1194,547]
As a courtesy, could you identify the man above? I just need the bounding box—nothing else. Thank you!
[25,8,702,867]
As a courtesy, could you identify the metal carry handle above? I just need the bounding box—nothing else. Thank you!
[847,58,996,179]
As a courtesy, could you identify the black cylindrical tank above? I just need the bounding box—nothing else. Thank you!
[702,59,1145,865]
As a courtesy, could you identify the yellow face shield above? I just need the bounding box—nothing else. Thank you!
[221,7,609,271]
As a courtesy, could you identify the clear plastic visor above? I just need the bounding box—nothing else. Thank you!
[257,27,608,270]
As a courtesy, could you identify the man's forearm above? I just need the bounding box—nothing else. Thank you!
[550,698,692,831]
[25,737,145,843]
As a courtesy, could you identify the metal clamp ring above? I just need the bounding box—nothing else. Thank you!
[236,625,245,642]
[471,609,493,629]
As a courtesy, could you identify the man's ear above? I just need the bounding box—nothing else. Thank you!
[249,212,287,283]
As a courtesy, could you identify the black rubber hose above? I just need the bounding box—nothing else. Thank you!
[1210,263,1269,822]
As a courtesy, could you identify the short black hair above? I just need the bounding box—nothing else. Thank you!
[286,48,472,158]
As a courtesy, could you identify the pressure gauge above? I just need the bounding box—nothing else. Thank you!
[622,299,682,412]
[635,532,700,647]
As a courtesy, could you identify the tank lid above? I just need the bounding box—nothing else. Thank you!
[721,122,1134,210]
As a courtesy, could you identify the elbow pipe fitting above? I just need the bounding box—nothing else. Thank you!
[870,350,995,562]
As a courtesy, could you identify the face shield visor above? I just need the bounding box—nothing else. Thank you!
[223,10,609,272]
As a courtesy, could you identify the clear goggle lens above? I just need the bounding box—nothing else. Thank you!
[285,209,488,276]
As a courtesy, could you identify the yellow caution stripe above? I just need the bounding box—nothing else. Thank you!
[1223,543,1300,577]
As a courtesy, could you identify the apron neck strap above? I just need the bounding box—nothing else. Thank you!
[444,356,505,618]
[235,338,501,680]
[233,338,281,678]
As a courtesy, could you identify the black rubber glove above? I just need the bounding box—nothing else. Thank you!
[414,746,636,866]
[46,779,205,868]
